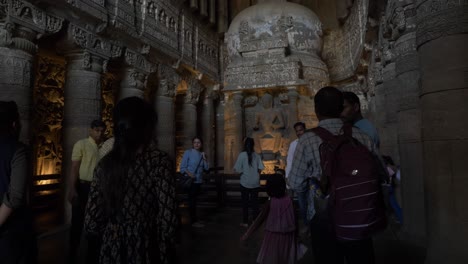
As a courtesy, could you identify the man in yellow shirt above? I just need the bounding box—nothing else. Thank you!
[67,120,105,262]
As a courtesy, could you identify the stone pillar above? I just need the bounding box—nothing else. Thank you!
[200,0,208,17]
[209,0,216,25]
[416,2,468,262]
[201,87,216,167]
[394,28,426,244]
[63,52,103,175]
[381,61,400,162]
[154,66,178,160]
[224,92,243,173]
[0,26,37,144]
[119,68,147,100]
[216,93,225,169]
[217,0,228,33]
[182,79,201,150]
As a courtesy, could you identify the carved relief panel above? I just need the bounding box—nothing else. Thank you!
[32,55,66,176]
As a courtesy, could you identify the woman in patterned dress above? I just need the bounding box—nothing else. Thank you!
[84,97,178,264]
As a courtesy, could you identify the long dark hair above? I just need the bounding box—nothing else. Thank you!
[244,137,254,167]
[100,97,155,217]
[266,173,286,198]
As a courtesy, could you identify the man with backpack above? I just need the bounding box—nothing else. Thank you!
[288,87,387,264]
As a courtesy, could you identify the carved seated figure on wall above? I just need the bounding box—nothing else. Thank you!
[252,93,285,159]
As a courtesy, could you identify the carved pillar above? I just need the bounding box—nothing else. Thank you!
[182,77,201,149]
[209,0,216,25]
[201,86,216,167]
[216,92,225,169]
[416,2,468,262]
[200,0,208,17]
[217,0,228,33]
[224,91,243,173]
[155,65,179,160]
[190,0,199,10]
[119,68,147,100]
[0,25,37,144]
[387,1,426,245]
[63,52,104,175]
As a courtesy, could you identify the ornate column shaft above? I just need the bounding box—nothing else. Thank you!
[155,65,179,160]
[217,0,228,33]
[216,93,225,169]
[201,86,217,167]
[63,52,104,171]
[417,1,468,262]
[388,2,426,245]
[224,92,243,173]
[0,25,37,144]
[209,0,216,25]
[182,77,201,150]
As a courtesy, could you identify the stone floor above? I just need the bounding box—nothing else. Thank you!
[37,206,426,264]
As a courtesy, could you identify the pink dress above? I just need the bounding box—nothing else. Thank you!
[257,195,297,264]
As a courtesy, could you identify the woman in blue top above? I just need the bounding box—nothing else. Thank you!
[234,137,264,227]
[179,137,209,228]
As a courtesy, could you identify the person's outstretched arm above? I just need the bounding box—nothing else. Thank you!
[241,200,270,241]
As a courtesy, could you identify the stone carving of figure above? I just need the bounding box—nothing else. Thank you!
[252,93,285,156]
[0,23,13,47]
[131,70,147,91]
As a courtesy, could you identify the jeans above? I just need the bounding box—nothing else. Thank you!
[240,185,259,224]
[296,190,309,225]
[388,186,403,223]
[188,183,202,223]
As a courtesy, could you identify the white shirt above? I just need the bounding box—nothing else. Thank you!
[285,139,298,179]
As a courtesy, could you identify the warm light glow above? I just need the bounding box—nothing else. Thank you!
[35,190,59,196]
[36,158,57,176]
[35,179,60,186]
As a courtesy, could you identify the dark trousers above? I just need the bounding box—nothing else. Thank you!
[240,185,259,224]
[310,210,375,264]
[336,238,375,264]
[70,181,100,263]
[0,208,37,264]
[188,183,202,223]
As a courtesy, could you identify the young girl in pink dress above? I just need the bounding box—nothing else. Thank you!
[241,172,299,264]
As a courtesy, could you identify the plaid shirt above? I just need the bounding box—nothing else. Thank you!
[288,118,377,192]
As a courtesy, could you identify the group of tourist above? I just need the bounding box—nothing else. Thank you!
[236,87,402,264]
[0,86,402,264]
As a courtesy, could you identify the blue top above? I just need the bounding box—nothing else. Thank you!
[179,149,209,184]
[234,152,264,188]
[354,118,380,149]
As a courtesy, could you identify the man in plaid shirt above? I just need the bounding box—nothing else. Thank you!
[288,87,380,264]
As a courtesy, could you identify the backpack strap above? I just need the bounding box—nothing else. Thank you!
[311,127,334,142]
[341,123,353,137]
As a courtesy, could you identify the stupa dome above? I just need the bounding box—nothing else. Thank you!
[226,0,324,62]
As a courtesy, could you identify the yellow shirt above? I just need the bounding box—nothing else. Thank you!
[71,137,100,182]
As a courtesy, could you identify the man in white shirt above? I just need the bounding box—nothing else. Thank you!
[285,122,307,227]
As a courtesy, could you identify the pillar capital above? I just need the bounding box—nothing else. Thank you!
[65,51,105,73]
[416,1,468,47]
[58,23,123,60]
[156,64,180,98]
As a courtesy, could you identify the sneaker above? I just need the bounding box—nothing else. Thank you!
[240,223,248,228]
[191,222,205,228]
